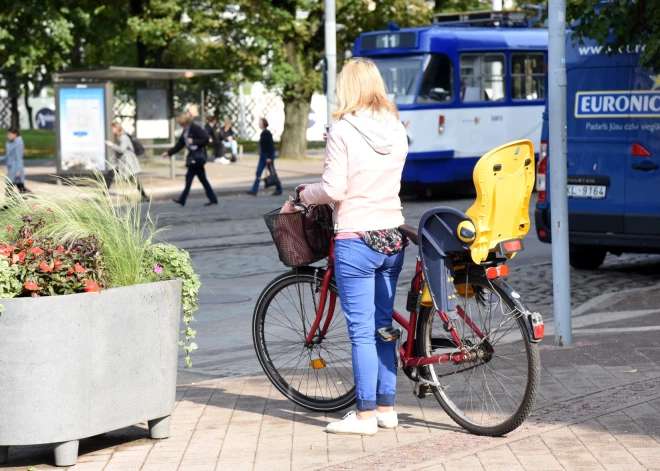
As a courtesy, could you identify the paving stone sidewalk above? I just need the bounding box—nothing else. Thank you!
[14,154,325,202]
[3,287,660,471]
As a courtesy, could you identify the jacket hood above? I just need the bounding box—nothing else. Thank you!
[342,110,400,155]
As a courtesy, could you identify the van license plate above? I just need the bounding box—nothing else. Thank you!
[567,185,607,199]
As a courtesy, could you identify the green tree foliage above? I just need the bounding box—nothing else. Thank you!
[568,0,660,69]
[0,0,86,127]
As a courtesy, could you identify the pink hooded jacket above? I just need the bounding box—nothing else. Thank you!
[302,111,408,233]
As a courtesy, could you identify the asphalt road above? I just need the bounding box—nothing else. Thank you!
[150,192,660,384]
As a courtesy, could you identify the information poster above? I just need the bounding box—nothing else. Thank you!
[136,89,169,139]
[56,85,108,172]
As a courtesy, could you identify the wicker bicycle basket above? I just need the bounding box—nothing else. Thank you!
[263,204,334,267]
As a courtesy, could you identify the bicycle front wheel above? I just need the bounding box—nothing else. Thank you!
[417,273,540,436]
[252,268,356,412]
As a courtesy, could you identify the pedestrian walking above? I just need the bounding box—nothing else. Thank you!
[216,118,238,164]
[299,58,408,435]
[205,116,222,160]
[162,113,218,207]
[0,126,28,203]
[105,122,148,202]
[247,118,282,196]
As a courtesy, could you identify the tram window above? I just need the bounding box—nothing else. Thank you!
[511,53,546,100]
[460,54,506,102]
[417,54,454,104]
[371,55,424,105]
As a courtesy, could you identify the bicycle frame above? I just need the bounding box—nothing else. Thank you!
[304,239,486,368]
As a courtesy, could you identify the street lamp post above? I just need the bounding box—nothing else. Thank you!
[548,0,572,346]
[324,0,337,124]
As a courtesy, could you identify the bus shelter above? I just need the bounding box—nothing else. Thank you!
[53,67,223,178]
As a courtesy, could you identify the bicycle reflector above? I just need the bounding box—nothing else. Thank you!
[530,312,544,340]
[499,239,523,255]
[310,359,327,370]
[485,265,509,279]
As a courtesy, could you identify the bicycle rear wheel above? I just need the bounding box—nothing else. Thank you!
[417,273,540,436]
[252,268,356,412]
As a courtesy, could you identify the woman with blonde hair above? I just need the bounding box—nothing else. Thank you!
[300,57,408,435]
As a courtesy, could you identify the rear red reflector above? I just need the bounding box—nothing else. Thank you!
[538,190,546,203]
[632,143,651,157]
[533,324,545,340]
[503,240,522,252]
[530,312,544,340]
[539,230,547,237]
[486,265,509,279]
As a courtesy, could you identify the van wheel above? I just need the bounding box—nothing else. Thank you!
[569,245,607,270]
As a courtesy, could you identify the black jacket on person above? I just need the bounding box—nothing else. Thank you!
[204,123,218,144]
[167,123,210,156]
[259,129,275,155]
[219,126,234,141]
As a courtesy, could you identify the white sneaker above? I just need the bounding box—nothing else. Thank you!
[215,157,230,165]
[374,410,398,429]
[326,411,378,436]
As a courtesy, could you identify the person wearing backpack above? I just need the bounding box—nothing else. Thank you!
[105,122,148,202]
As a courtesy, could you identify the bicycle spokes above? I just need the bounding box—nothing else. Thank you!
[261,278,354,404]
[424,274,535,430]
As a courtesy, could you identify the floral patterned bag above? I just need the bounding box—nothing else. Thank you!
[361,228,409,255]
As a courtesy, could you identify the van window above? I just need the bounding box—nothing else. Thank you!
[460,54,506,102]
[417,54,454,104]
[511,53,546,100]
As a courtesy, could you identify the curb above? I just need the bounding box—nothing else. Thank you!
[573,282,660,316]
[142,175,320,202]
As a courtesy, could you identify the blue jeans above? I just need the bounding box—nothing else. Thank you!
[222,139,238,155]
[334,238,405,411]
[251,153,282,193]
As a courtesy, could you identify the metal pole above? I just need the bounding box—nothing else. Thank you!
[324,0,337,124]
[238,75,246,140]
[200,88,205,125]
[548,0,572,346]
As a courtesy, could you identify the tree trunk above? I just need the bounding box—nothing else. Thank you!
[6,73,20,129]
[279,96,311,159]
[23,82,33,129]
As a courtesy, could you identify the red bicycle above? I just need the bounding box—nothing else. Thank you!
[253,141,544,436]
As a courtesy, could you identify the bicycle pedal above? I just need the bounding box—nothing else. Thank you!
[377,326,401,342]
[414,382,432,399]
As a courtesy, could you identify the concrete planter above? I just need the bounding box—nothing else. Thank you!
[0,280,182,467]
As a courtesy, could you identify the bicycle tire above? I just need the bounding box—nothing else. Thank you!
[252,268,356,413]
[416,273,540,436]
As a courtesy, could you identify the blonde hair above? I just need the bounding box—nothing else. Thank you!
[332,58,398,121]
[177,113,193,127]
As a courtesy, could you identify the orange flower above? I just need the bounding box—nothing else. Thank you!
[16,251,25,262]
[83,279,100,292]
[39,262,53,273]
[54,260,63,270]
[6,225,14,232]
[26,238,34,245]
[67,269,74,275]
[24,281,38,291]
[0,246,10,257]
[29,247,44,256]
[74,263,85,274]
[11,253,19,264]
[55,246,65,253]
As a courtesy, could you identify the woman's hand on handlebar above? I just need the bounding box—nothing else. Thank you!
[294,185,306,204]
[161,151,169,158]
